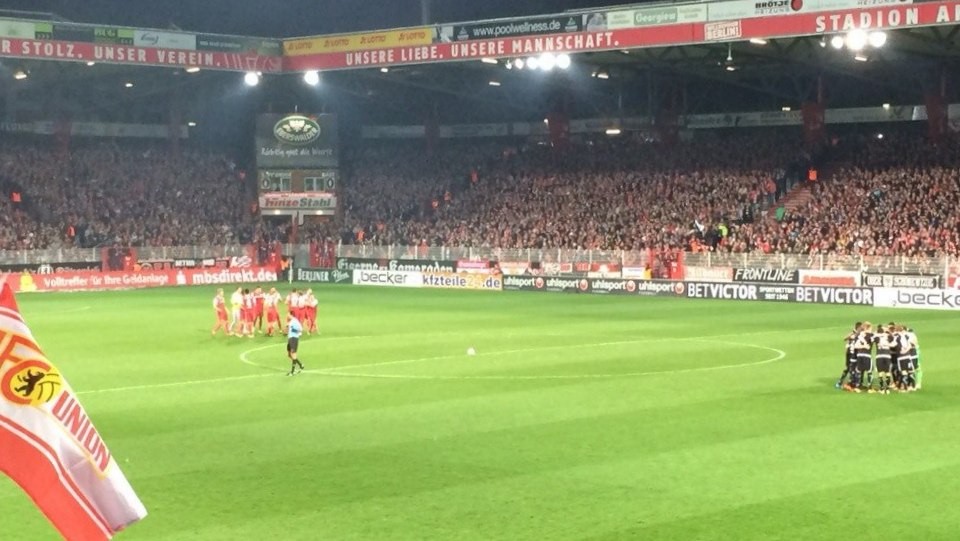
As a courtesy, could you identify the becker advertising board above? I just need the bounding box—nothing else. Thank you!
[350,269,502,291]
[1,266,279,293]
[873,287,960,310]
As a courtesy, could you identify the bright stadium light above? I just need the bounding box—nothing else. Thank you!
[854,53,868,62]
[596,70,610,80]
[882,102,891,110]
[868,31,887,48]
[243,71,260,86]
[124,81,134,88]
[605,128,622,136]
[781,106,791,112]
[380,67,390,73]
[187,121,197,127]
[86,61,96,66]
[830,35,845,49]
[749,38,768,45]
[488,80,501,86]
[513,58,525,70]
[526,56,540,70]
[556,54,571,69]
[846,29,868,51]
[13,69,28,80]
[303,70,320,86]
[539,52,556,71]
[480,57,498,64]
[185,66,201,74]
[505,61,513,70]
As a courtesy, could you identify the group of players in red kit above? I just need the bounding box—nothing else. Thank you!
[211,286,319,337]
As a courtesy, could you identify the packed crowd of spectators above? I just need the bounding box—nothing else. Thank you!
[738,131,960,256]
[340,131,808,251]
[3,126,960,259]
[0,141,255,251]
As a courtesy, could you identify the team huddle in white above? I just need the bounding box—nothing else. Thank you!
[838,322,921,394]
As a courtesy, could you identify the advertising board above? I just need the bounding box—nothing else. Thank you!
[862,273,940,289]
[2,266,279,293]
[295,268,353,284]
[733,268,799,283]
[873,287,960,310]
[285,2,955,72]
[684,266,734,282]
[455,260,492,274]
[0,262,102,274]
[685,282,873,305]
[352,270,422,288]
[421,272,503,291]
[336,258,456,273]
[255,113,339,169]
[798,269,861,287]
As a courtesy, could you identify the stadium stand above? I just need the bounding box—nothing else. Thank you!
[338,130,811,250]
[4,128,960,257]
[0,142,251,250]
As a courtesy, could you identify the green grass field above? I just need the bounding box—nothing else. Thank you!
[2,285,959,540]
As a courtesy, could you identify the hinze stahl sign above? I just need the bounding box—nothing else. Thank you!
[256,113,340,216]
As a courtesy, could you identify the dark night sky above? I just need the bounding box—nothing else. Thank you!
[0,0,628,37]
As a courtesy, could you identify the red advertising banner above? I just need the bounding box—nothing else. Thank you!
[1,266,279,294]
[456,260,492,274]
[284,2,960,71]
[0,38,281,72]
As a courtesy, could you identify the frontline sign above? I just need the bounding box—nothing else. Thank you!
[733,268,798,283]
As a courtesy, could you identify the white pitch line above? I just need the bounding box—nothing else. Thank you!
[313,340,787,381]
[77,373,273,395]
[80,322,826,395]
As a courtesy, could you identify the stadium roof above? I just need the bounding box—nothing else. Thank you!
[3,3,960,130]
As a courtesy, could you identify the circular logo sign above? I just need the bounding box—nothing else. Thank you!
[534,277,545,289]
[673,282,686,295]
[2,359,62,406]
[578,279,589,292]
[625,280,637,293]
[273,115,322,146]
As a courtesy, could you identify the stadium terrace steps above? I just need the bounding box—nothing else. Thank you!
[769,185,813,223]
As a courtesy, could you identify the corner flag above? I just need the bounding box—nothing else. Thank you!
[0,283,147,539]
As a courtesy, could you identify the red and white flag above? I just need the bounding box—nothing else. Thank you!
[0,283,147,539]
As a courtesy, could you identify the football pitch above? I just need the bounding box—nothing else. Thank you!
[3,285,960,540]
